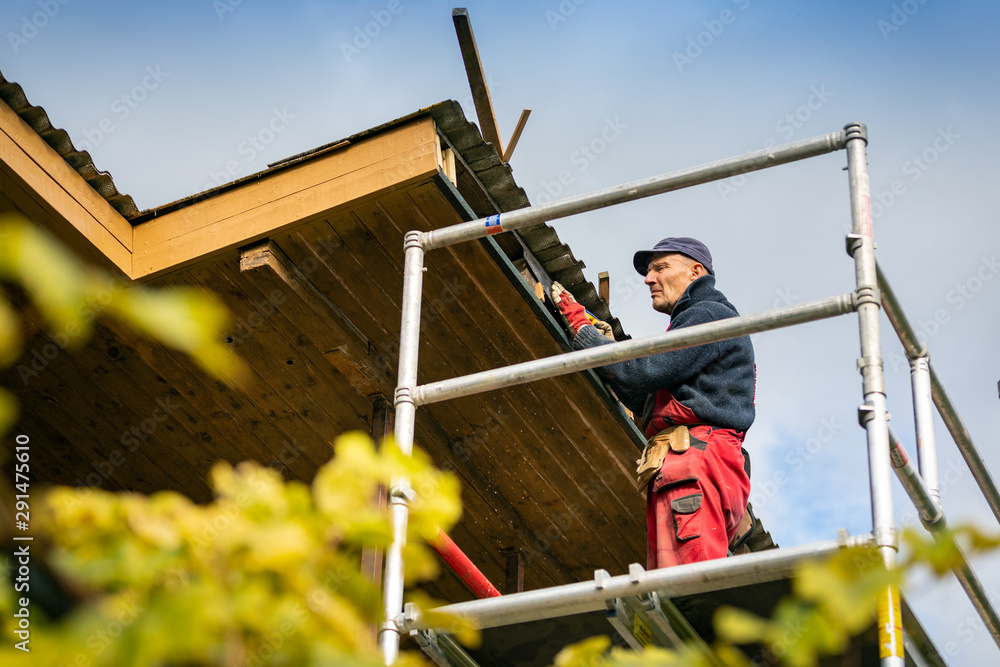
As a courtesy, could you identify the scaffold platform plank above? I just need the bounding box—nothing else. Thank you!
[424,577,947,667]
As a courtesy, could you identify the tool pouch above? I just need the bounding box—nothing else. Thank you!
[635,424,690,491]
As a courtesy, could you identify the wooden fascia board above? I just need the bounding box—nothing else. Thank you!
[132,117,442,280]
[0,100,132,273]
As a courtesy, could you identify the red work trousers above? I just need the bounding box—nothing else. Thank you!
[645,425,750,569]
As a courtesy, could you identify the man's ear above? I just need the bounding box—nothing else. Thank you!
[690,262,706,279]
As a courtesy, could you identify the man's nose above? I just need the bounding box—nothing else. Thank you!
[644,271,655,286]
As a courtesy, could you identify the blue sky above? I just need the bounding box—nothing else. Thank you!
[3,0,999,661]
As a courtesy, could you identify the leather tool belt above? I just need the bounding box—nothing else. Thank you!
[635,424,690,491]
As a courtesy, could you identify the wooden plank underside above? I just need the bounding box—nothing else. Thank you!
[396,185,644,574]
[276,181,645,582]
[273,217,582,591]
[0,99,132,271]
[132,118,441,279]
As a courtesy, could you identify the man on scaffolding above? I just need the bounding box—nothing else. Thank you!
[553,237,755,568]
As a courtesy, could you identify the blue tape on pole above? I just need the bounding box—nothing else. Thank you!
[485,214,503,235]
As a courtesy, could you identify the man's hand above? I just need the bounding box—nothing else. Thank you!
[551,282,613,339]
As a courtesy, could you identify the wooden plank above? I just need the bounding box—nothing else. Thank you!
[214,258,378,431]
[412,407,578,590]
[441,147,457,186]
[157,267,341,473]
[238,240,394,397]
[61,329,226,476]
[0,100,132,271]
[504,549,525,594]
[97,313,320,483]
[0,160,130,275]
[274,220,397,369]
[186,260,374,457]
[5,339,193,498]
[598,271,610,306]
[132,119,441,279]
[452,8,503,154]
[501,109,531,163]
[83,321,292,477]
[7,407,113,490]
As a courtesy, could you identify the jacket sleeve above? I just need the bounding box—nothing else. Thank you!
[571,304,729,396]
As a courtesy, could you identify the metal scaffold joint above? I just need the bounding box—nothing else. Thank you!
[853,285,882,308]
[394,386,413,407]
[403,229,425,251]
[844,121,868,143]
[389,485,416,506]
[845,232,865,257]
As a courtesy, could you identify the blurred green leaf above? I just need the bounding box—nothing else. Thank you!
[106,285,245,383]
[553,635,610,667]
[0,214,93,341]
[714,605,770,644]
[0,387,16,443]
[26,431,461,665]
[0,291,20,366]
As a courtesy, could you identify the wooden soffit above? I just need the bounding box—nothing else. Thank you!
[0,106,446,281]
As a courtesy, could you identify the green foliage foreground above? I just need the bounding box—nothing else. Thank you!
[1,432,466,666]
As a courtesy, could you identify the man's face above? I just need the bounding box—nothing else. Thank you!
[643,252,705,314]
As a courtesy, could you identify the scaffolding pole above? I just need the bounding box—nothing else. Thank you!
[877,263,1000,524]
[887,428,1000,647]
[380,231,426,664]
[909,357,940,504]
[422,131,848,251]
[414,294,856,406]
[404,535,875,632]
[844,123,904,667]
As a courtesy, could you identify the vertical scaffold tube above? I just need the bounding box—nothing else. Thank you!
[910,357,940,504]
[845,123,904,667]
[380,231,425,665]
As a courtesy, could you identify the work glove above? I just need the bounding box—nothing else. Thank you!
[551,282,614,339]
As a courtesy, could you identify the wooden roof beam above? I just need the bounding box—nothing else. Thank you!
[452,8,504,155]
[238,239,395,397]
[0,98,132,274]
[132,117,442,280]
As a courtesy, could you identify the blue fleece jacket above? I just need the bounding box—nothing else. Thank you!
[573,275,756,433]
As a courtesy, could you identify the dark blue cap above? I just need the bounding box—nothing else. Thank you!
[633,237,714,276]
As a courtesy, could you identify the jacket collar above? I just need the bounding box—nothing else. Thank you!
[671,275,722,318]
